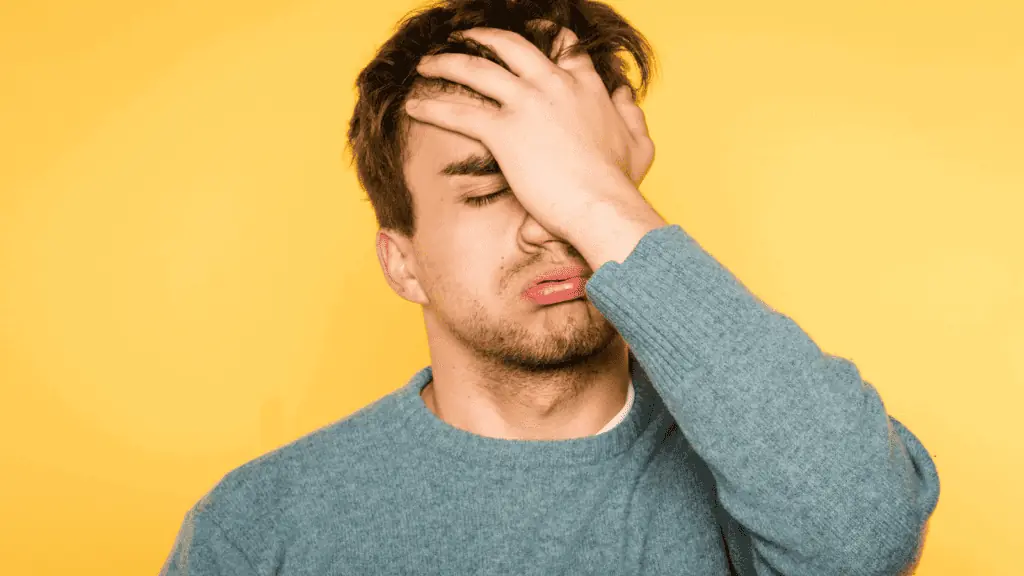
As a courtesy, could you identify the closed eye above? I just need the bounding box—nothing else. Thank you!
[465,187,511,207]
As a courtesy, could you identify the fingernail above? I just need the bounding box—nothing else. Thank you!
[405,99,420,111]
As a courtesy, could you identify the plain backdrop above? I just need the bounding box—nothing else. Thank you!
[1,0,1021,573]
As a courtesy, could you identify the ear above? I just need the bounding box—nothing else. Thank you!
[376,230,429,305]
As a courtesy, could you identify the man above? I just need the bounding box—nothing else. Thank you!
[161,1,939,574]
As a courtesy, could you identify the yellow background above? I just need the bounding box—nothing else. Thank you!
[1,0,1020,573]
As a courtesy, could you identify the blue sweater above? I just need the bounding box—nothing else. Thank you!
[161,224,940,575]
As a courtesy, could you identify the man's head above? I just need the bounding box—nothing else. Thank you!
[345,0,656,379]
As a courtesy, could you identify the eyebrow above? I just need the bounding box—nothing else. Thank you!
[439,152,502,177]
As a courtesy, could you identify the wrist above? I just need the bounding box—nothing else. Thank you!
[573,198,667,269]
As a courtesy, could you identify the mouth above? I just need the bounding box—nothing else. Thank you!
[522,275,588,304]
[529,275,585,291]
[528,265,589,288]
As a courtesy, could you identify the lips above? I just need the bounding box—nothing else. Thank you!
[528,264,588,288]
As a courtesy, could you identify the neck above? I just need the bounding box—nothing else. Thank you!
[421,339,632,441]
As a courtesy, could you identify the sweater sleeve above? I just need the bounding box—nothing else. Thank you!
[159,501,258,576]
[584,224,941,576]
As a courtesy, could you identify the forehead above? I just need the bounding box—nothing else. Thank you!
[404,117,486,183]
[402,86,499,187]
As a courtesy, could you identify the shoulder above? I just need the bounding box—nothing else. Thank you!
[194,390,409,534]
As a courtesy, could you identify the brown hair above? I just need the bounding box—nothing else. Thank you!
[344,0,657,240]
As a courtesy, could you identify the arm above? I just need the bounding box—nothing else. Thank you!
[159,504,258,576]
[899,520,930,575]
[583,222,941,575]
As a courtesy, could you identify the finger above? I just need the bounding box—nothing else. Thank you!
[416,53,523,105]
[453,27,566,86]
[404,97,493,142]
[544,23,599,80]
[534,20,606,95]
[612,84,651,141]
[610,85,654,184]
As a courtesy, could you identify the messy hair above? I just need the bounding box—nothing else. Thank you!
[344,0,657,240]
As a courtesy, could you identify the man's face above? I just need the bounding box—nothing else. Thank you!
[393,87,622,373]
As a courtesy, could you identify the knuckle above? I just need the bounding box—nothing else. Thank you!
[557,27,579,42]
[546,70,575,93]
[640,138,655,158]
[463,55,486,71]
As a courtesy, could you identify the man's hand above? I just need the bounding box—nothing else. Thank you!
[404,22,658,246]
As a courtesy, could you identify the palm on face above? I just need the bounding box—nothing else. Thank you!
[405,22,656,240]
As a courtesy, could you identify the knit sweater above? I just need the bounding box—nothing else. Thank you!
[160,224,940,575]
